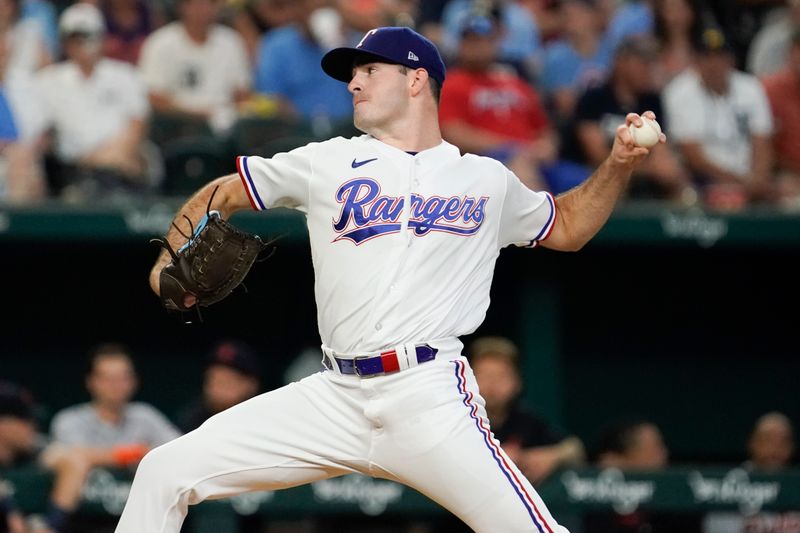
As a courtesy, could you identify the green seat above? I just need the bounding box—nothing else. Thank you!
[162,136,234,196]
[149,114,214,149]
[229,117,313,156]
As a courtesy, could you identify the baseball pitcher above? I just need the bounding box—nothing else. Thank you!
[116,27,664,533]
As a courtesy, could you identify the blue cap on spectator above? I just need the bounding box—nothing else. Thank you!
[322,27,446,85]
[459,13,498,36]
[0,381,35,421]
[208,340,260,378]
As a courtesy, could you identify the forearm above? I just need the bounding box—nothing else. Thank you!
[546,156,633,251]
[150,174,247,292]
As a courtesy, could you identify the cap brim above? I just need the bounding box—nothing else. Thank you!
[321,48,397,83]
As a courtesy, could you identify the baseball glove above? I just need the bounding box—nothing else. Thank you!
[151,189,272,319]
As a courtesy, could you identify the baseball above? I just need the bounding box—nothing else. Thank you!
[628,116,662,148]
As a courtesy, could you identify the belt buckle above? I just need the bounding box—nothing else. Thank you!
[352,354,379,378]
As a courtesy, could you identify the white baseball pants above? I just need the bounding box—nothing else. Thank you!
[115,356,568,533]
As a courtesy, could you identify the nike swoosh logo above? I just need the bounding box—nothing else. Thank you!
[351,157,378,168]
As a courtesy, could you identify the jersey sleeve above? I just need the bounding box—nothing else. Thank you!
[236,142,314,212]
[498,168,557,249]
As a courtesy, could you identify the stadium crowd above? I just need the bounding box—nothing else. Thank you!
[0,0,799,210]
[1,0,800,531]
[0,338,796,532]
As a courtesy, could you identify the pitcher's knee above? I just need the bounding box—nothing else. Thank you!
[133,442,183,489]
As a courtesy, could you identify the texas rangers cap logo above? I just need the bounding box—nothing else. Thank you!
[322,26,446,85]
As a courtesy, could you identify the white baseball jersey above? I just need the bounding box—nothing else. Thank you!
[236,135,556,354]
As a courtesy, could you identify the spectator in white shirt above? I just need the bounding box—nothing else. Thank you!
[664,25,775,208]
[37,2,156,200]
[138,0,251,134]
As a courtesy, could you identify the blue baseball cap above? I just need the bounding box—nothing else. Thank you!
[321,27,446,85]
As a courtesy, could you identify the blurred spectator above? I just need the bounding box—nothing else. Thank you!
[335,0,419,33]
[519,0,561,44]
[747,0,800,77]
[653,0,701,85]
[0,41,47,202]
[0,0,50,203]
[101,0,165,65]
[0,485,26,533]
[703,412,797,533]
[762,27,800,209]
[468,336,586,484]
[175,341,266,533]
[439,11,556,192]
[37,2,158,202]
[230,0,299,63]
[594,419,668,470]
[433,336,584,533]
[440,0,542,81]
[704,0,788,69]
[585,419,701,533]
[566,35,693,202]
[45,343,180,532]
[605,0,655,52]
[664,25,775,209]
[253,0,352,128]
[540,0,613,122]
[138,0,251,134]
[416,0,449,48]
[0,382,40,532]
[178,340,261,433]
[0,381,106,533]
[746,411,795,471]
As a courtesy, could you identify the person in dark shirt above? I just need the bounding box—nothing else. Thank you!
[584,418,702,533]
[468,336,586,484]
[0,382,36,533]
[434,336,586,533]
[565,34,693,202]
[178,340,261,433]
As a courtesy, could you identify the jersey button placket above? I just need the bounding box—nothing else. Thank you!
[362,156,414,341]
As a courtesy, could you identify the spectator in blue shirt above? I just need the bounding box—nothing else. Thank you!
[440,0,542,81]
[540,0,613,122]
[254,0,352,127]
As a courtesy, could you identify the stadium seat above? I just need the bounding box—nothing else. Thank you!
[149,114,214,149]
[161,136,234,196]
[256,135,318,158]
[229,116,314,156]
